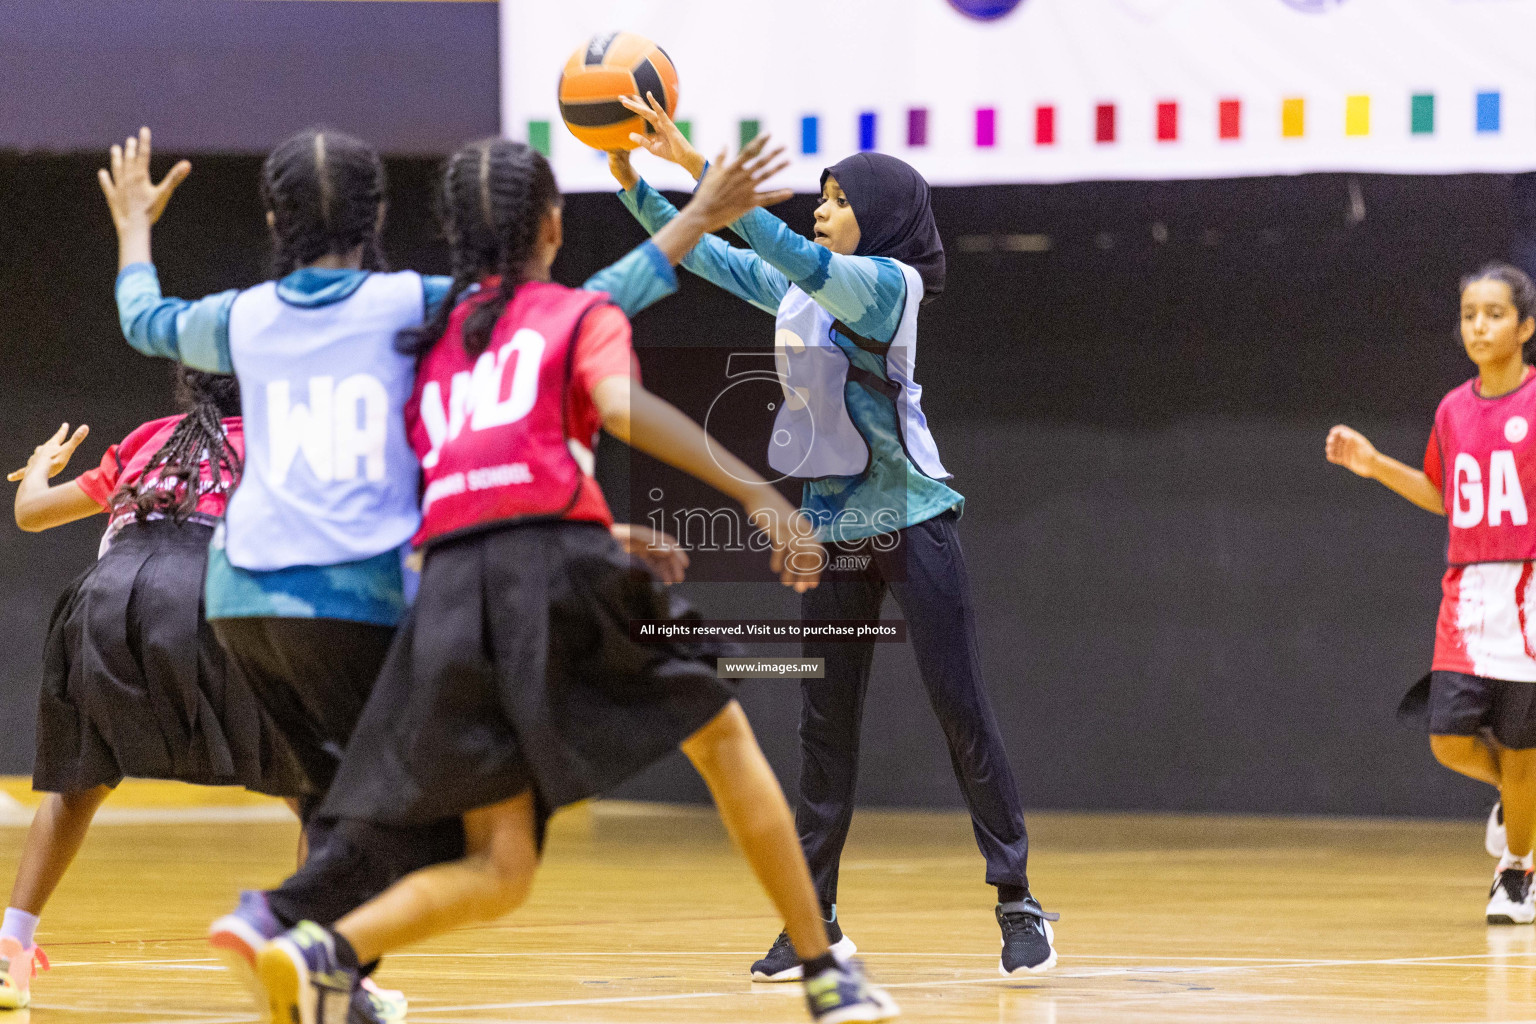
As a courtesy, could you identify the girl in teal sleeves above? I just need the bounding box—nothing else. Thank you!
[610,95,1057,978]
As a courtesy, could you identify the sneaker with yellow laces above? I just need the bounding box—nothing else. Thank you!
[0,937,47,1009]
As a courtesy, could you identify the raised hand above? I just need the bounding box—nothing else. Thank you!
[1324,425,1379,478]
[9,423,90,483]
[620,92,707,179]
[98,127,191,233]
[687,135,793,233]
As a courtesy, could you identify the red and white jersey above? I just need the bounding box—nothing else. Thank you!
[1433,563,1536,681]
[406,278,637,546]
[1425,370,1536,679]
[1425,371,1536,565]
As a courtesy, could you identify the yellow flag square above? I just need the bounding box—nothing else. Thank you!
[1346,95,1370,136]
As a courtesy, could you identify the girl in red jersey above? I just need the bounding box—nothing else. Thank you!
[250,137,898,1024]
[1328,263,1536,925]
[0,369,304,1008]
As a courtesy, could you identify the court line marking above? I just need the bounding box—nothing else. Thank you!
[52,949,1536,969]
[0,806,291,828]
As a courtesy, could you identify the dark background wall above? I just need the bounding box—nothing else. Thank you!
[0,1,498,155]
[0,149,1509,818]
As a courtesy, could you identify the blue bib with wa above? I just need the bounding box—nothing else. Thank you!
[222,271,426,571]
[768,262,949,481]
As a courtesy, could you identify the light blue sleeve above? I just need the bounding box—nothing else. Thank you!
[617,179,790,316]
[582,240,678,317]
[115,263,237,374]
[422,274,455,321]
[727,208,908,345]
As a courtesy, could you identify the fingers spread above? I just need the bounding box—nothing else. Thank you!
[164,160,192,190]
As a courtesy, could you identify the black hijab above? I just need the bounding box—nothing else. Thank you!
[821,152,945,302]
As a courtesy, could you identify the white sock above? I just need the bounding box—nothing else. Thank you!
[1499,849,1533,872]
[0,909,38,948]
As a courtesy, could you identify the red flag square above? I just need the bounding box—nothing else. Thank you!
[1157,101,1178,142]
[1096,104,1116,143]
[1219,99,1241,140]
[1035,105,1056,145]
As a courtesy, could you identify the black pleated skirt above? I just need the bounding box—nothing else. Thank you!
[319,521,739,827]
[34,519,306,796]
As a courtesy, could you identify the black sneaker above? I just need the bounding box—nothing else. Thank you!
[997,897,1058,975]
[803,959,899,1022]
[751,907,857,982]
[1486,864,1536,924]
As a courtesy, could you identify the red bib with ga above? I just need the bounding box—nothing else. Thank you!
[1431,373,1536,565]
[407,281,615,546]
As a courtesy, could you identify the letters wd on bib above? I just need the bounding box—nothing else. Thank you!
[503,0,1536,192]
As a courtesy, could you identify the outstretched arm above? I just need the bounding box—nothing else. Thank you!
[610,150,791,315]
[589,135,792,317]
[100,128,236,372]
[616,95,905,340]
[1325,425,1445,515]
[592,376,822,591]
[11,424,103,532]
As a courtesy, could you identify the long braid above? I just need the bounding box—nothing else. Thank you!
[111,368,243,523]
[261,127,387,278]
[396,139,561,361]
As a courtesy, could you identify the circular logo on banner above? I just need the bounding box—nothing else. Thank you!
[1508,417,1530,443]
[948,0,1026,20]
[1279,0,1348,11]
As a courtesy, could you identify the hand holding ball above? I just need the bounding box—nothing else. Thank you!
[559,32,679,152]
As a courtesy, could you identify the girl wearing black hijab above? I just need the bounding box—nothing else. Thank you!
[611,96,1057,979]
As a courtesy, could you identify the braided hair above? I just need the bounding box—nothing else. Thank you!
[110,367,243,523]
[398,139,562,361]
[261,127,387,277]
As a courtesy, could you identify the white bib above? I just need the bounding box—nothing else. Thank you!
[224,271,426,570]
[768,262,949,481]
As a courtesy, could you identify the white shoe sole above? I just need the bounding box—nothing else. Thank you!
[999,919,1058,975]
[208,914,272,1024]
[1486,908,1536,925]
[754,935,858,982]
[816,990,901,1024]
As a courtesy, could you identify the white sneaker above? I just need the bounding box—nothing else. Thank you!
[1487,865,1535,925]
[1488,802,1507,859]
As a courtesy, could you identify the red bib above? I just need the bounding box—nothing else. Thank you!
[1429,373,1536,565]
[408,281,615,546]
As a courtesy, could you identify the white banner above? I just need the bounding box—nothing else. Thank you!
[502,0,1536,192]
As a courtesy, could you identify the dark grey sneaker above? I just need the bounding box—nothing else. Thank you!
[997,897,1058,975]
[751,907,857,982]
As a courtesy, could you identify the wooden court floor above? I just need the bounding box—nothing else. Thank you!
[0,784,1527,1023]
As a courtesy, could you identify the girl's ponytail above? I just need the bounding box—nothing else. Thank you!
[397,140,561,361]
